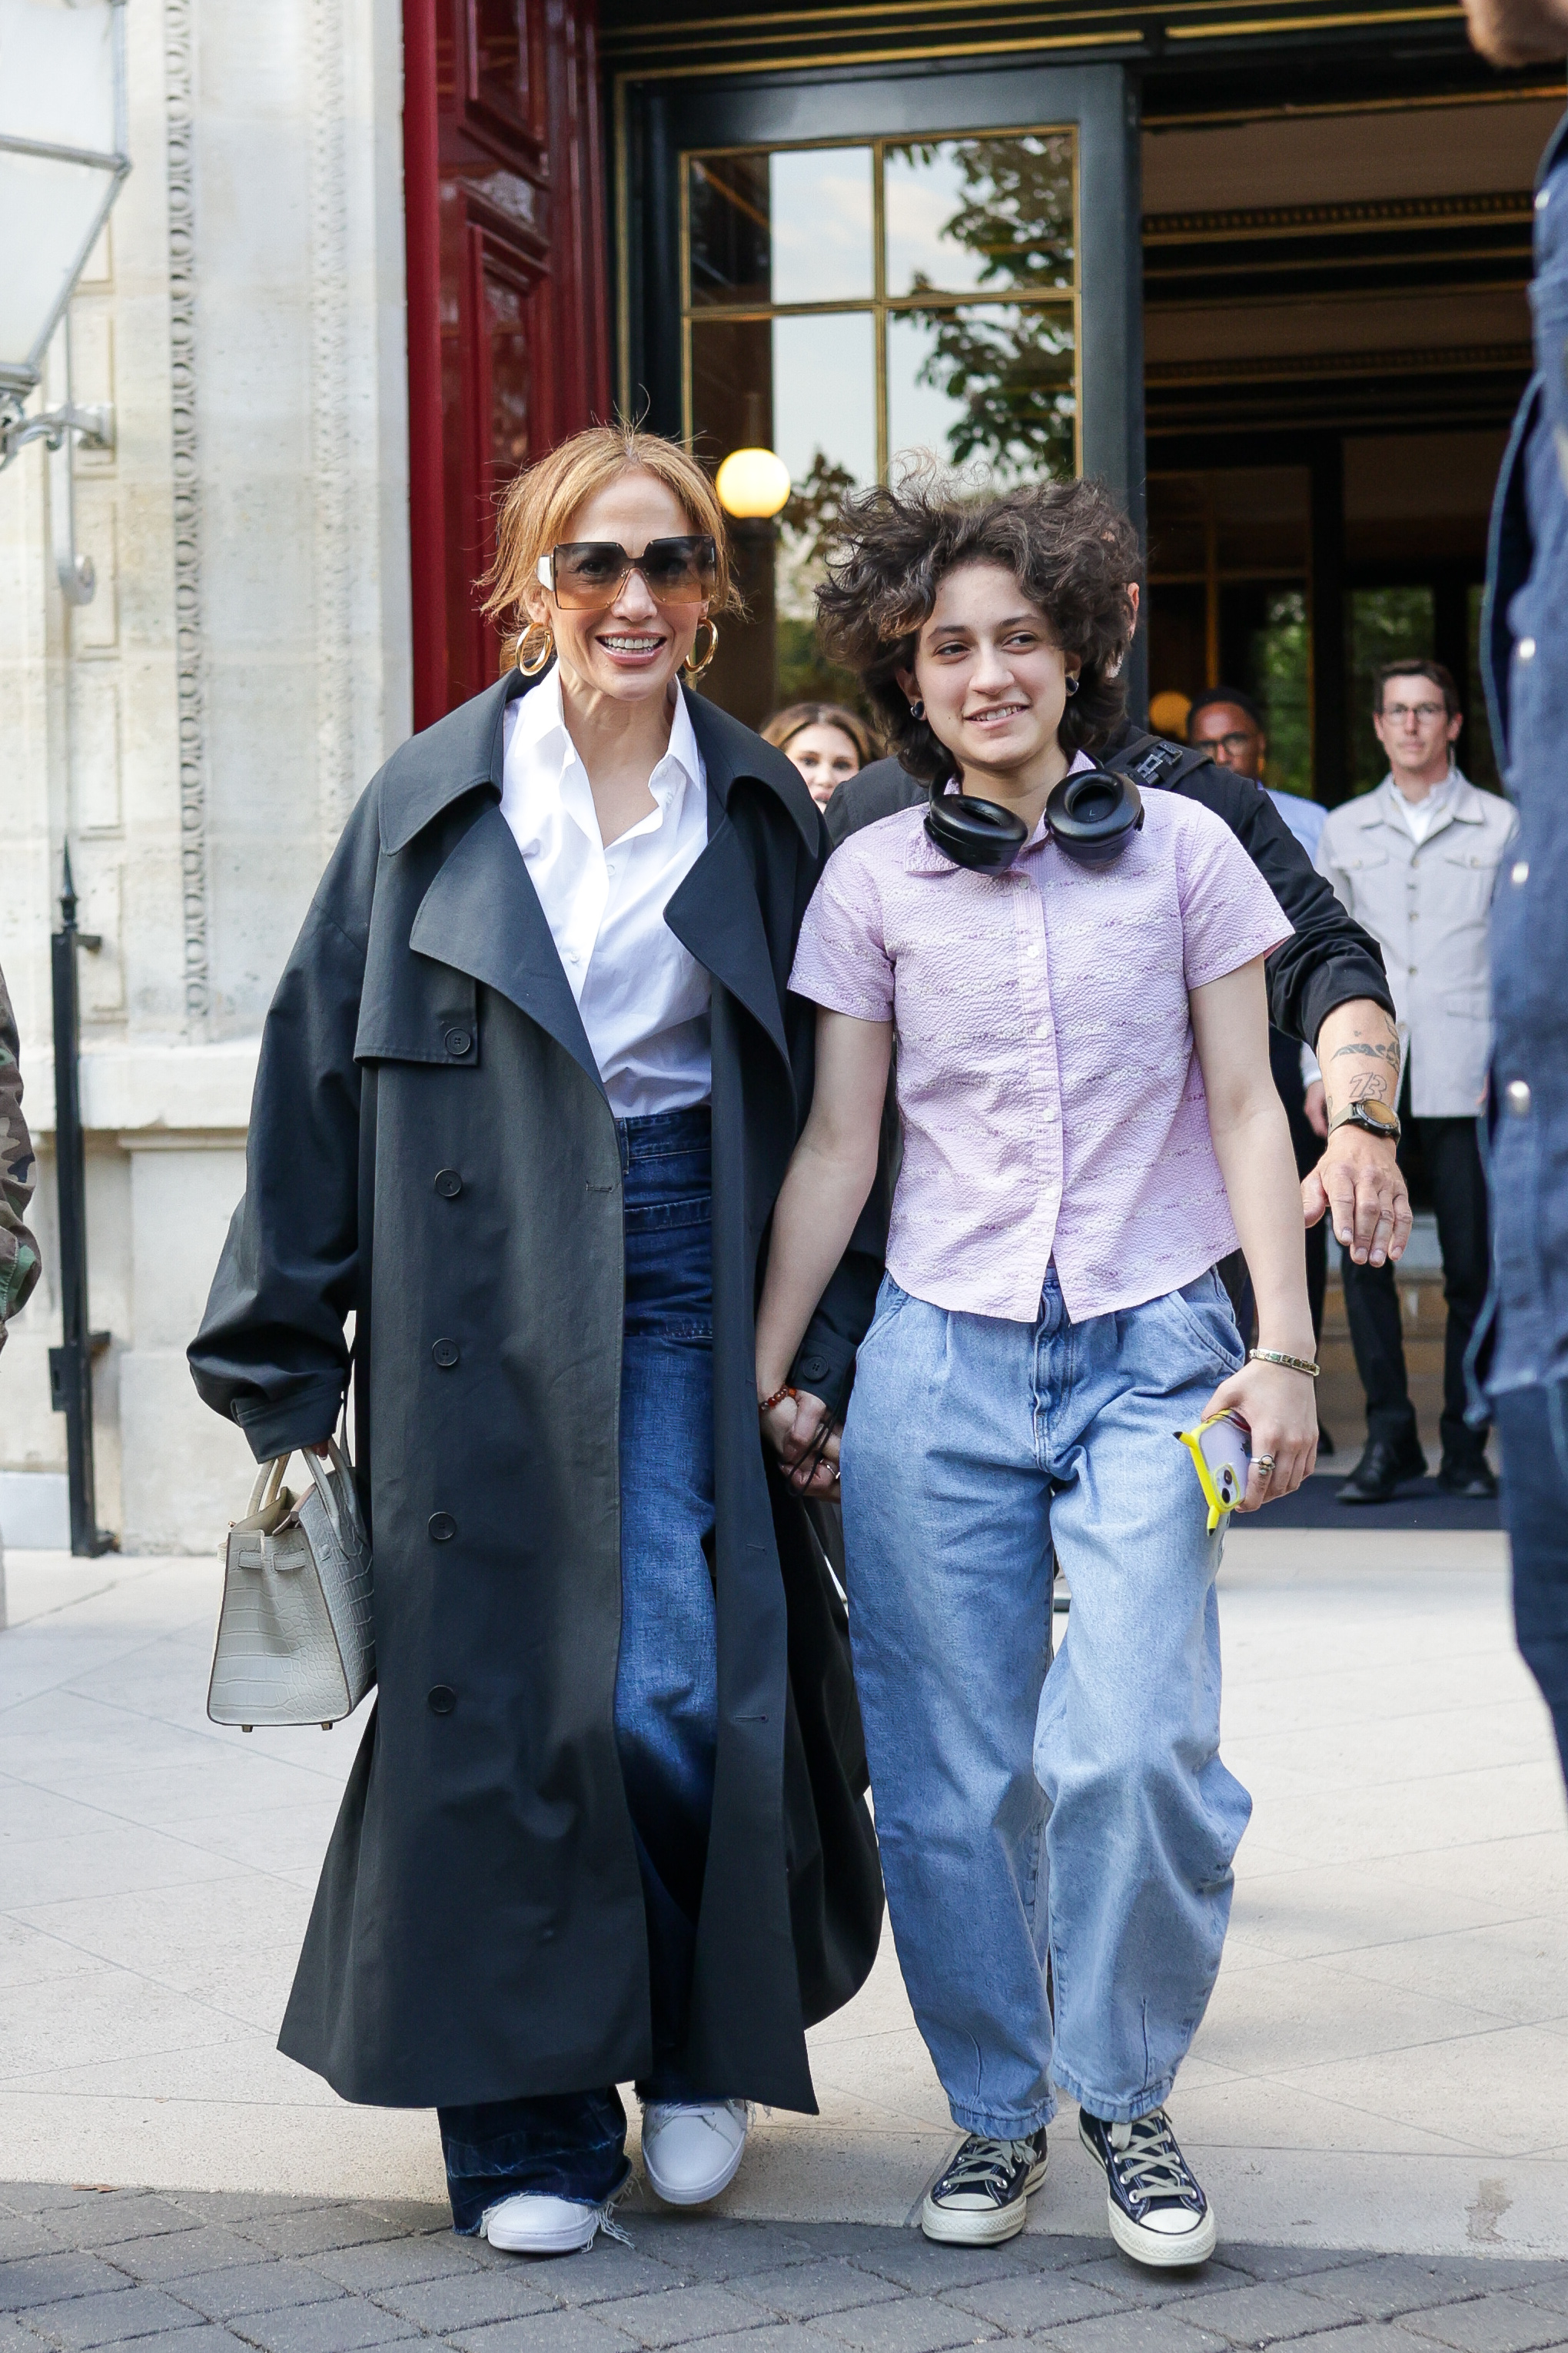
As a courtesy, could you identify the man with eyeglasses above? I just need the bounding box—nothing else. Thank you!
[1315,658,1517,1504]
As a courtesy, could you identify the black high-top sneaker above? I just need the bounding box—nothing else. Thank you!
[1078,2108,1216,2267]
[920,2129,1048,2245]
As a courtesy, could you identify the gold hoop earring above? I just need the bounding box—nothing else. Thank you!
[517,623,555,677]
[683,619,719,681]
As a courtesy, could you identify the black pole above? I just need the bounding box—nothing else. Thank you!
[48,846,114,1557]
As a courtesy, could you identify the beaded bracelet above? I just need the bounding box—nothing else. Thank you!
[759,1382,798,1415]
[1250,1348,1321,1379]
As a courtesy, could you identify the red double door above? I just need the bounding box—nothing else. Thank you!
[404,0,611,728]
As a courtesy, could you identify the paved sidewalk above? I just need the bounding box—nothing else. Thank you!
[5,2185,1568,2353]
[2,1530,1566,2257]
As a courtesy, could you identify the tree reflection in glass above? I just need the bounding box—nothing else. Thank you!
[885,135,1077,480]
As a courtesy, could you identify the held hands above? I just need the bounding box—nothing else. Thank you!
[1301,1125,1411,1268]
[759,1388,843,1495]
[1201,1358,1318,1513]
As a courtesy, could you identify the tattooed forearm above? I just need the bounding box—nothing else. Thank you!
[1316,1003,1402,1123]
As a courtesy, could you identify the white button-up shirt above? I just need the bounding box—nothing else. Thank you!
[500,668,712,1118]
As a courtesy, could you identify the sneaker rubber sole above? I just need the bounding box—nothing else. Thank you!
[919,2147,1048,2245]
[1105,2195,1217,2269]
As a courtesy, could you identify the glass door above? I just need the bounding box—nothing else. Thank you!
[621,65,1141,726]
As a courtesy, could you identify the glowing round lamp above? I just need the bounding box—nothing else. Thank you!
[716,446,791,520]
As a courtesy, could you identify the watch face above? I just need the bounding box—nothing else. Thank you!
[1356,1098,1400,1130]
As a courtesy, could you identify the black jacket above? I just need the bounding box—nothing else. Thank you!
[189,668,883,2112]
[828,729,1392,1049]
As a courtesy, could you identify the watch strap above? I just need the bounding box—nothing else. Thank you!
[1328,1100,1402,1143]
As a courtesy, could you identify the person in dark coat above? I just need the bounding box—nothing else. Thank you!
[189,427,882,2257]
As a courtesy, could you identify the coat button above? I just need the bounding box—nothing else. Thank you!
[432,1338,460,1369]
[1519,637,1536,661]
[1513,860,1530,886]
[434,1168,462,1198]
[427,1686,456,1716]
[444,1028,473,1057]
[1505,1079,1533,1117]
[429,1511,456,1542]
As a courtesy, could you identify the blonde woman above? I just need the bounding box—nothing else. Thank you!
[191,427,882,2255]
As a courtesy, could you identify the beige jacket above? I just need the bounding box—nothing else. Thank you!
[1315,771,1518,1117]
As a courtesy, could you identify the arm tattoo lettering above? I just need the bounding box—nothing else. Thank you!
[1347,1072,1391,1103]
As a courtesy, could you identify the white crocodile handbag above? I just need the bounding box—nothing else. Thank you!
[208,1440,375,1730]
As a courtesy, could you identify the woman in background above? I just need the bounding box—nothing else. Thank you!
[762,701,873,809]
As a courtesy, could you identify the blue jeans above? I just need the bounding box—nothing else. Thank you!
[440,1107,720,2228]
[1496,1381,1568,1786]
[840,1266,1252,2136]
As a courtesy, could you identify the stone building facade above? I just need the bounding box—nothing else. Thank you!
[1,0,413,1551]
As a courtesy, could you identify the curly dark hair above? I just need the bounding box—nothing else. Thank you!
[816,472,1141,781]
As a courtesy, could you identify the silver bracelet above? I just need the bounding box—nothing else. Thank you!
[1250,1347,1321,1379]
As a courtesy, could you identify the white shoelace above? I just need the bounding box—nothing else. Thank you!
[938,2135,1038,2199]
[1109,2112,1198,2205]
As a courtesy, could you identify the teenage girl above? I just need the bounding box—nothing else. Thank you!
[756,475,1317,2266]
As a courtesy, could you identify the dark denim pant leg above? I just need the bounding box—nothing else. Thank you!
[1497,1381,1568,1788]
[437,1109,719,2228]
[439,2093,631,2235]
[616,1108,719,2104]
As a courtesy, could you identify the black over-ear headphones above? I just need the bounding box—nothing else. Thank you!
[925,766,1145,873]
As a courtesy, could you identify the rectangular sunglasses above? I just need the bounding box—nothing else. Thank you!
[537,536,718,609]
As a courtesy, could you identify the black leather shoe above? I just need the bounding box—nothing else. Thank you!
[1437,1457,1498,1499]
[1337,1435,1427,1505]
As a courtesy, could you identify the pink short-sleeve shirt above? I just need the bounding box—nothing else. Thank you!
[788,787,1293,1324]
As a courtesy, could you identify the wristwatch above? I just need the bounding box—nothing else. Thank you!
[1327,1098,1402,1145]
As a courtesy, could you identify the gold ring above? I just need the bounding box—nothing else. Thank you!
[1254,1454,1275,1475]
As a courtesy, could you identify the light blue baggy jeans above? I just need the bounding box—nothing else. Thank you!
[839,1264,1252,2136]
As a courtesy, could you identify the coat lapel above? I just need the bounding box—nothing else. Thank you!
[410,801,604,1098]
[665,789,792,1073]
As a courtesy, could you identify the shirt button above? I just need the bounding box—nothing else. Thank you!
[434,1168,462,1199]
[432,1338,460,1369]
[429,1511,456,1542]
[1519,637,1537,660]
[1513,860,1530,886]
[1539,184,1551,211]
[427,1686,457,1716]
[1505,1079,1533,1117]
[444,1028,472,1056]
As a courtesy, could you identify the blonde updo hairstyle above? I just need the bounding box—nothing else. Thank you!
[483,424,743,672]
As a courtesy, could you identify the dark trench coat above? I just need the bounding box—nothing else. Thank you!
[189,668,885,2113]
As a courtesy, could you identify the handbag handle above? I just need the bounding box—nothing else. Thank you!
[244,1455,291,1520]
[302,1441,351,1550]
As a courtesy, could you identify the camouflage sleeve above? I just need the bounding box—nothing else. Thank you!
[0,960,42,1341]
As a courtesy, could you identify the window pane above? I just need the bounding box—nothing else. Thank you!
[885,135,1074,299]
[689,152,771,307]
[689,311,875,728]
[688,146,873,308]
[771,312,877,490]
[888,305,1075,482]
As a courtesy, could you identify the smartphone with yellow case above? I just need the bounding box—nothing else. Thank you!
[1176,1410,1251,1534]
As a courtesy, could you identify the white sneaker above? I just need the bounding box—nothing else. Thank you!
[483,2191,606,2255]
[639,2099,749,2206]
